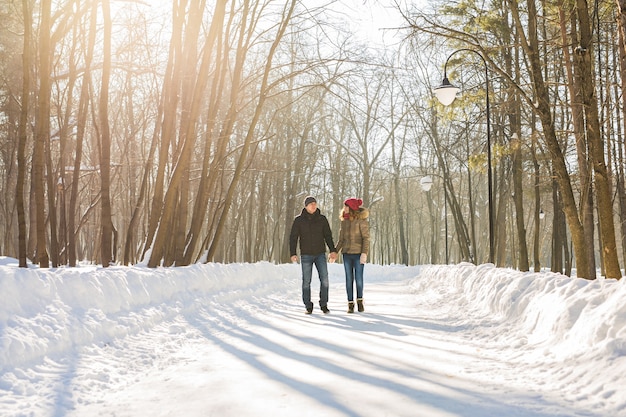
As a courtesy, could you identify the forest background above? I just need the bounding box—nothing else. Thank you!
[1,0,626,280]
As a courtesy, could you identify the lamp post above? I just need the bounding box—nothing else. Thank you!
[420,175,448,264]
[434,48,494,264]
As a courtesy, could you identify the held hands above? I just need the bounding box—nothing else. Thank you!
[328,252,338,263]
[293,253,339,263]
[360,253,367,264]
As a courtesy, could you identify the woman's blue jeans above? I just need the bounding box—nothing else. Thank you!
[343,253,364,302]
[300,253,329,309]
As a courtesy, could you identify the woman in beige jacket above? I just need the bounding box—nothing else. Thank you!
[335,198,370,313]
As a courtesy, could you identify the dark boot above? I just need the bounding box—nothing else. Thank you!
[357,298,364,312]
[347,301,355,313]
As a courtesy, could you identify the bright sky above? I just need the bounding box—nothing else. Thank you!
[334,0,406,46]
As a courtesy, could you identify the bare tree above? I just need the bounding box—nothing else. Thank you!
[142,0,189,263]
[615,0,626,268]
[97,0,114,266]
[67,0,97,267]
[32,0,52,267]
[15,0,32,267]
[504,14,529,271]
[206,0,298,262]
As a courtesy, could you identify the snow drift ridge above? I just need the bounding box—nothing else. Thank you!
[412,263,626,359]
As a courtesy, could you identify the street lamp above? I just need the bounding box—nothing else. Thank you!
[434,48,494,264]
[421,175,449,264]
[433,77,460,106]
[419,175,433,191]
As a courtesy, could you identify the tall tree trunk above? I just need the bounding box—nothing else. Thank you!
[618,0,626,57]
[167,0,208,266]
[393,172,409,265]
[99,0,114,266]
[511,132,529,271]
[428,110,472,262]
[16,0,31,268]
[148,0,221,267]
[390,101,409,265]
[552,175,564,273]
[181,0,229,265]
[68,1,96,267]
[495,156,508,267]
[574,0,621,278]
[120,52,138,265]
[559,2,597,276]
[56,37,78,265]
[27,181,37,260]
[123,128,157,265]
[142,0,188,261]
[33,0,51,268]
[510,0,591,278]
[465,139,477,263]
[532,136,541,272]
[506,7,529,271]
[615,6,626,271]
[45,119,59,267]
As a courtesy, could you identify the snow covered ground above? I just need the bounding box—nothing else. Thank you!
[1,257,625,416]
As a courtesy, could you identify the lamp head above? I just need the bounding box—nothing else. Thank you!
[434,77,460,106]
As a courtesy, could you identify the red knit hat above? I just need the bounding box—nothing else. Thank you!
[344,198,363,211]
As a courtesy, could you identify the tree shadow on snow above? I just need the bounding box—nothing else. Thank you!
[183,300,600,417]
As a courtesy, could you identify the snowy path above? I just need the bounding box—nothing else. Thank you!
[53,283,599,416]
[1,261,623,416]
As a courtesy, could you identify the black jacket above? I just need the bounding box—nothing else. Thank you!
[290,208,336,256]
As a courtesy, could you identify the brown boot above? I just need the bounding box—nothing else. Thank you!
[357,298,364,312]
[347,301,355,313]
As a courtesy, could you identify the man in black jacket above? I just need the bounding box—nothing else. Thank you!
[290,196,337,314]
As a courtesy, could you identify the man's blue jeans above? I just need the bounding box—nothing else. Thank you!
[342,253,364,302]
[300,253,329,309]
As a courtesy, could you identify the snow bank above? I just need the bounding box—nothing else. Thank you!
[411,262,626,413]
[0,260,415,371]
[411,263,626,358]
[0,261,298,370]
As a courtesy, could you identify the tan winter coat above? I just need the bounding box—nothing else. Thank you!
[335,208,370,255]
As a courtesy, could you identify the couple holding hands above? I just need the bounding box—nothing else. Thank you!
[289,196,370,314]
